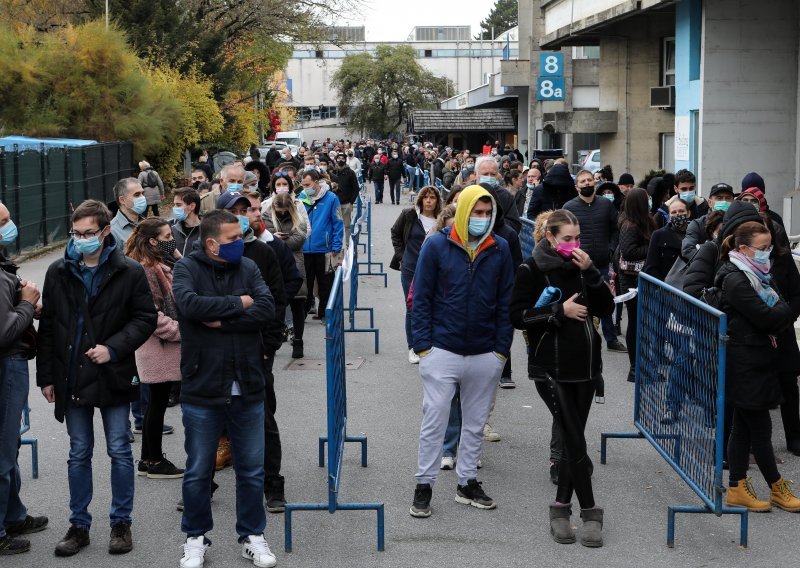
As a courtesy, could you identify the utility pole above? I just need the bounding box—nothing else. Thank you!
[105,0,109,29]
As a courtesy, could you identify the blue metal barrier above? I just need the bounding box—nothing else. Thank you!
[519,217,535,259]
[344,224,379,353]
[20,403,39,479]
[352,196,367,255]
[600,272,747,547]
[356,199,388,287]
[284,268,384,552]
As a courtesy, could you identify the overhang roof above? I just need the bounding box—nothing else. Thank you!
[409,109,516,132]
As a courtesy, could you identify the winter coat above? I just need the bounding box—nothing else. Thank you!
[172,249,275,407]
[242,234,287,354]
[135,263,181,383]
[138,168,165,205]
[643,224,686,281]
[0,251,35,359]
[386,157,405,181]
[334,166,360,204]
[526,164,575,220]
[389,207,425,271]
[493,186,522,233]
[715,260,794,410]
[367,161,387,182]
[510,239,614,382]
[563,195,618,268]
[682,214,707,259]
[263,213,308,298]
[37,239,157,422]
[411,203,514,357]
[302,185,344,254]
[262,196,312,239]
[171,220,201,258]
[770,251,800,375]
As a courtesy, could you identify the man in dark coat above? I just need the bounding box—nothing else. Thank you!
[37,200,157,557]
[526,164,575,221]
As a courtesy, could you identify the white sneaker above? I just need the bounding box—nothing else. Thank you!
[180,536,208,568]
[483,423,501,442]
[408,349,420,364]
[440,456,455,470]
[242,535,277,568]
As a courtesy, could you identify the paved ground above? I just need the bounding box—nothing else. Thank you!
[15,194,800,567]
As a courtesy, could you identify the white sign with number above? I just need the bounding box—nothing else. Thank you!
[674,115,690,162]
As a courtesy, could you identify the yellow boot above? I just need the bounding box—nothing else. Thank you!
[726,477,772,512]
[770,478,800,512]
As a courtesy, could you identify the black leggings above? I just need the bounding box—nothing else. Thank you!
[728,407,780,486]
[535,378,596,508]
[289,298,306,342]
[625,297,638,369]
[141,382,173,462]
[263,354,282,483]
[149,204,160,217]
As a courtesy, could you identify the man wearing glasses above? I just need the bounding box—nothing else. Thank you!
[37,200,156,557]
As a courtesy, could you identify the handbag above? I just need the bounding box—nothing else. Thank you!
[618,256,644,276]
[664,255,690,289]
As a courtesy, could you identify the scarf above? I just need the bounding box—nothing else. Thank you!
[728,251,779,308]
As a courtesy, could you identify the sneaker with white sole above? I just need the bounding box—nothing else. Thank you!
[408,349,420,364]
[241,535,277,568]
[483,423,501,442]
[180,536,208,568]
[455,479,496,510]
[440,456,455,470]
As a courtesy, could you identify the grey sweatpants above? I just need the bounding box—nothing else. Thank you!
[416,347,506,486]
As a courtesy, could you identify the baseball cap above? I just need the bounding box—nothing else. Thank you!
[709,182,734,197]
[216,191,250,210]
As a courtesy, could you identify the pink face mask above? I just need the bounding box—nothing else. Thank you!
[554,239,580,259]
[275,188,290,194]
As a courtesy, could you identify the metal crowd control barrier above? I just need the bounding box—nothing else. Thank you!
[20,403,39,479]
[356,199,388,287]
[600,272,747,547]
[353,196,366,255]
[519,217,535,258]
[345,222,379,353]
[284,268,385,553]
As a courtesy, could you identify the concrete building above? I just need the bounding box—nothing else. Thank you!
[537,0,800,227]
[284,25,517,140]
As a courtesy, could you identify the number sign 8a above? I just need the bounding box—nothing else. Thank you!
[539,52,563,77]
[537,77,565,101]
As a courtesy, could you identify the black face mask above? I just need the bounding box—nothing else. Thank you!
[158,239,177,259]
[192,181,201,190]
[579,186,595,197]
[671,214,690,232]
[337,161,346,168]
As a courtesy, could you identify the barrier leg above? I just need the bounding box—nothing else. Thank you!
[667,505,748,548]
[600,431,644,464]
[319,437,327,467]
[377,504,385,551]
[345,436,368,467]
[284,506,293,553]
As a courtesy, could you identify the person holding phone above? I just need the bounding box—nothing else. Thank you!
[510,209,614,548]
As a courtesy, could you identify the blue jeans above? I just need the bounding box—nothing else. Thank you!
[598,266,619,345]
[400,271,413,349]
[0,356,29,537]
[373,180,384,203]
[181,398,265,541]
[130,383,150,430]
[65,402,133,528]
[442,387,461,458]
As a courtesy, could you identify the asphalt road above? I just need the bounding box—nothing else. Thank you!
[14,194,799,567]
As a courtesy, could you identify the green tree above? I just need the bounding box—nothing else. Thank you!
[332,45,453,136]
[476,0,518,40]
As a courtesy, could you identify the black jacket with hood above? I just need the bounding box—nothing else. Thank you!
[526,164,575,220]
[510,239,614,382]
[563,194,618,268]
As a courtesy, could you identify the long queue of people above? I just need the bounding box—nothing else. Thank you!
[0,149,352,567]
[388,152,800,548]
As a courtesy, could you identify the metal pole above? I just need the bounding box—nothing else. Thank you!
[105,0,109,29]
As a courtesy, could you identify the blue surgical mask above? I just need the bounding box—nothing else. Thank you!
[0,220,18,245]
[305,165,315,171]
[526,183,536,190]
[479,175,498,188]
[319,165,327,172]
[304,186,316,197]
[172,206,187,221]
[713,200,731,212]
[679,191,696,203]
[215,238,244,263]
[602,193,615,202]
[468,217,491,237]
[73,236,101,255]
[237,215,250,234]
[752,247,772,265]
[132,195,147,215]
[226,183,243,193]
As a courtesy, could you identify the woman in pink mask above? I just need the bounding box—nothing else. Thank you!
[510,209,614,548]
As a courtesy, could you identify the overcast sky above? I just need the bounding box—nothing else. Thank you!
[341,0,492,42]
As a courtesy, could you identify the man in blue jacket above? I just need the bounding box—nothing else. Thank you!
[172,210,277,568]
[300,169,344,323]
[409,185,515,518]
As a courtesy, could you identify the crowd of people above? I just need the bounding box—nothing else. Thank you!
[1,135,800,566]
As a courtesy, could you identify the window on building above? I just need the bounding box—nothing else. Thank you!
[315,50,323,59]
[662,37,675,86]
[572,46,600,60]
[424,49,432,57]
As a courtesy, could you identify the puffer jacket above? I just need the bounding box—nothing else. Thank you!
[510,239,614,382]
[716,260,793,410]
[37,238,157,422]
[563,195,618,268]
[302,184,344,254]
[172,249,274,406]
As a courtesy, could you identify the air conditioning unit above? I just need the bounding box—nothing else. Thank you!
[650,86,675,108]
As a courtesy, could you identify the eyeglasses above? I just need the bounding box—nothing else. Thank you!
[273,171,290,178]
[69,228,105,239]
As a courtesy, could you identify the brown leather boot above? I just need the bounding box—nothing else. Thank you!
[215,436,232,471]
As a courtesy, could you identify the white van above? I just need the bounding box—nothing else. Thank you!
[274,131,304,156]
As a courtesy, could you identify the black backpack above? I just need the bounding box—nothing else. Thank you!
[143,169,159,188]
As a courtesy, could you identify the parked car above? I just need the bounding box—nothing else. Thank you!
[274,131,304,156]
[581,149,602,173]
[257,141,288,159]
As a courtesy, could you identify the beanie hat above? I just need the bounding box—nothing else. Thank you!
[618,173,635,186]
[740,172,765,193]
[718,200,764,243]
[736,187,768,212]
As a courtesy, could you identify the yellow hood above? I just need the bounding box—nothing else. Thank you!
[453,185,497,261]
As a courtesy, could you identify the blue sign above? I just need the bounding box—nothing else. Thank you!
[536,77,565,101]
[539,52,564,77]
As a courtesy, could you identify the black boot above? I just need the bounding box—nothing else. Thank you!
[549,503,576,544]
[292,340,303,359]
[265,478,286,513]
